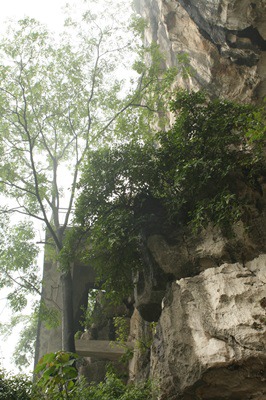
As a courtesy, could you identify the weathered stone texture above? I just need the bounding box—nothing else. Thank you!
[135,0,266,101]
[151,256,266,399]
[129,309,154,381]
[130,1,266,398]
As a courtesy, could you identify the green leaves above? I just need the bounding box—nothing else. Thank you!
[33,356,152,400]
[34,351,79,399]
[1,349,152,399]
[78,371,152,400]
[0,368,32,400]
[76,90,265,298]
[0,214,40,310]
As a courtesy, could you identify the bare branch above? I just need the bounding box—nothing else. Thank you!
[4,270,41,296]
[0,206,45,222]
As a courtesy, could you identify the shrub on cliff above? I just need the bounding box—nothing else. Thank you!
[75,90,265,297]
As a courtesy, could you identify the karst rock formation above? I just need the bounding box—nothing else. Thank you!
[129,1,266,399]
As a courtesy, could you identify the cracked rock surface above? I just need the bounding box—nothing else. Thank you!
[134,0,266,101]
[151,256,266,399]
[130,1,266,398]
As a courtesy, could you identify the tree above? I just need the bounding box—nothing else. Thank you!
[75,90,265,297]
[0,1,176,357]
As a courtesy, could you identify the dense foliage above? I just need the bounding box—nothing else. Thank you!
[34,351,79,399]
[81,371,152,400]
[0,353,152,399]
[0,368,32,399]
[75,90,265,298]
[0,1,177,360]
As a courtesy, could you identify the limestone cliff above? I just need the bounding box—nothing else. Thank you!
[130,1,266,398]
[134,0,266,101]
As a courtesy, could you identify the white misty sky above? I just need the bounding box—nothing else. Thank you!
[0,0,67,31]
[0,0,69,373]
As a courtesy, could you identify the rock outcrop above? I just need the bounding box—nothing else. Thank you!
[151,257,266,399]
[134,0,266,101]
[130,1,266,398]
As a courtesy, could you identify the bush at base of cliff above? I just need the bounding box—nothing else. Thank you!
[0,356,152,399]
[0,368,32,400]
[81,371,152,400]
[33,351,152,399]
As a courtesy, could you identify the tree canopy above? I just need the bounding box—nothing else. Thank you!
[0,0,177,365]
[75,90,265,298]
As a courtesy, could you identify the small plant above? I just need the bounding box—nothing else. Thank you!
[135,322,157,354]
[113,316,130,343]
[34,351,79,399]
[112,316,134,363]
[81,371,152,399]
[33,352,152,399]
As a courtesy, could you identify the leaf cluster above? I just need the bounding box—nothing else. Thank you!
[33,351,152,399]
[82,371,152,400]
[0,214,40,312]
[0,363,152,399]
[0,368,32,400]
[33,351,79,399]
[75,90,265,298]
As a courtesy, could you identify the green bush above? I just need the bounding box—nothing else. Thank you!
[75,90,265,297]
[33,351,79,399]
[0,368,32,399]
[78,371,152,400]
[33,352,152,399]
[0,360,152,399]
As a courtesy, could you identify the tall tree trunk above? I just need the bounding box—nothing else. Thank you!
[61,268,76,352]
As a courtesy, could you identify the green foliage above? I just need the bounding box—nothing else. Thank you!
[129,16,148,40]
[0,2,174,359]
[135,322,156,354]
[34,351,79,399]
[176,52,194,79]
[33,351,152,400]
[112,316,134,363]
[0,215,40,365]
[76,90,265,297]
[0,215,40,312]
[0,368,32,399]
[12,313,38,370]
[246,101,266,142]
[38,301,61,329]
[77,371,152,400]
[113,316,130,343]
[0,351,152,399]
[162,90,265,230]
[79,289,100,329]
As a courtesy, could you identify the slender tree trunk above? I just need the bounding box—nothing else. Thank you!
[61,268,76,352]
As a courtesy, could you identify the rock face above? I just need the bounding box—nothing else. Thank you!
[151,257,266,399]
[130,1,266,398]
[135,0,266,101]
[130,191,266,398]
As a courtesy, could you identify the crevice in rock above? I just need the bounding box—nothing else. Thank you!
[176,0,266,66]
[241,26,266,50]
[212,331,265,352]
